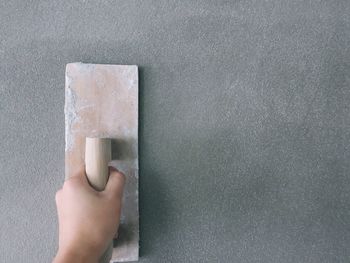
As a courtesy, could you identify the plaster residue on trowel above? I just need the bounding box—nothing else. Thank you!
[65,76,97,152]
[77,62,96,74]
[65,74,80,152]
[65,64,138,152]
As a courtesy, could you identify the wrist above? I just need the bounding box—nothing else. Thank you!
[54,248,99,263]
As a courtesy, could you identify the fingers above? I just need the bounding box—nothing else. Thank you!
[61,166,125,197]
[105,167,125,198]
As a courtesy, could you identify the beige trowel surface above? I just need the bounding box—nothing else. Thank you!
[65,62,139,262]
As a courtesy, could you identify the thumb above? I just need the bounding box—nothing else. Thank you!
[105,167,125,198]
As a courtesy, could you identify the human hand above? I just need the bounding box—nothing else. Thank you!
[53,167,125,263]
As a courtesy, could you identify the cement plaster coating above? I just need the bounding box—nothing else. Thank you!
[1,1,350,262]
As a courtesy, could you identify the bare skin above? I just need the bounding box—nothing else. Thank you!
[53,167,125,263]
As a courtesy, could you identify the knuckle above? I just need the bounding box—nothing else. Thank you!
[113,171,126,182]
[64,177,81,189]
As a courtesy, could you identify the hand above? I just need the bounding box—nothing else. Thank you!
[53,167,125,263]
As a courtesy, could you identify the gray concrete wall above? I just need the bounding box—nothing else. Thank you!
[1,1,350,262]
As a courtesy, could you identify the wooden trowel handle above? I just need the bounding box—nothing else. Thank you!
[85,137,111,191]
[85,137,113,263]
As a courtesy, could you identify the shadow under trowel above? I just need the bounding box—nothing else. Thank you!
[111,138,137,160]
[113,223,137,247]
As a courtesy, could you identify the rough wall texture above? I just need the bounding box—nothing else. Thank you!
[0,1,350,262]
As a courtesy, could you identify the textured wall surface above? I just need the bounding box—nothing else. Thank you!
[1,1,350,262]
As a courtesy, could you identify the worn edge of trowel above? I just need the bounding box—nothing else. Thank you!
[64,62,139,262]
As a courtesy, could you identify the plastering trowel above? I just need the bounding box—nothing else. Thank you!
[64,63,139,262]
